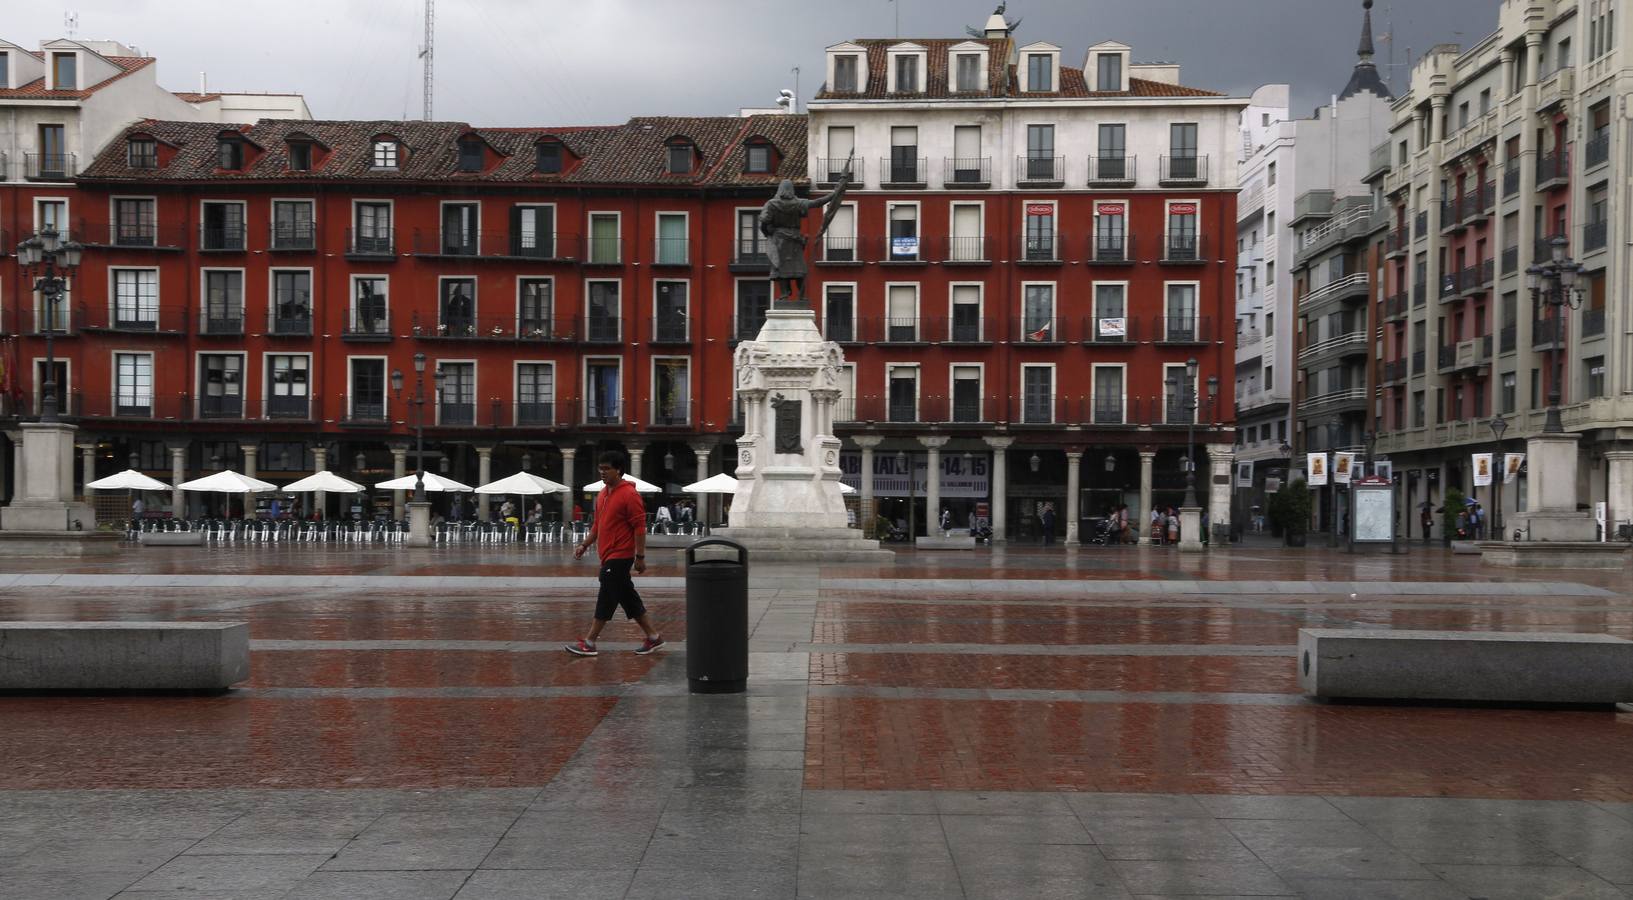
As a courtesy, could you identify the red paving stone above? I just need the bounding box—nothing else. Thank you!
[251,650,659,688]
[802,697,1633,801]
[0,696,615,789]
[809,653,1301,694]
[813,618,1303,646]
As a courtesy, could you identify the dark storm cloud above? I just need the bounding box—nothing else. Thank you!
[10,0,1502,124]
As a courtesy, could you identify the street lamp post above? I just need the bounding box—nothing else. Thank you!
[391,355,443,544]
[15,228,85,422]
[1489,414,1508,540]
[1326,417,1342,548]
[1525,235,1584,435]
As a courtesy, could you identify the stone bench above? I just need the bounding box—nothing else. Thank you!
[914,535,976,550]
[139,531,206,546]
[1298,628,1633,704]
[0,622,249,690]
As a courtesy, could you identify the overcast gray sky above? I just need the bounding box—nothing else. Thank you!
[14,0,1502,125]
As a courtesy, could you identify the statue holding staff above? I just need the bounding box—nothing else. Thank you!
[758,155,852,307]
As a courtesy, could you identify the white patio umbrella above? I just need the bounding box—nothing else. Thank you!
[281,470,365,494]
[179,470,279,518]
[475,471,570,495]
[581,473,661,494]
[87,469,171,491]
[682,473,739,494]
[374,471,474,492]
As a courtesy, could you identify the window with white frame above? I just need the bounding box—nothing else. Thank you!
[371,139,399,169]
[1165,283,1198,341]
[823,284,855,342]
[440,278,476,335]
[835,363,857,421]
[586,280,620,342]
[114,353,153,416]
[271,270,312,333]
[824,127,854,182]
[519,278,553,337]
[1094,201,1127,260]
[1092,365,1126,423]
[654,280,688,341]
[588,213,620,263]
[202,271,243,333]
[517,363,555,426]
[112,268,158,329]
[736,209,766,262]
[825,203,856,261]
[352,276,388,334]
[887,204,919,260]
[437,362,476,425]
[1093,283,1127,342]
[1021,365,1054,423]
[654,358,690,424]
[833,54,860,92]
[1025,53,1053,91]
[951,125,984,183]
[950,284,982,342]
[889,126,920,183]
[736,280,772,340]
[886,284,918,342]
[198,353,244,418]
[266,355,309,418]
[949,202,983,260]
[952,365,982,422]
[1164,362,1195,424]
[353,202,392,253]
[585,359,621,423]
[1024,202,1055,259]
[1022,283,1055,341]
[954,53,982,91]
[886,364,919,423]
[113,197,156,245]
[656,212,688,265]
[512,204,554,258]
[1166,201,1199,259]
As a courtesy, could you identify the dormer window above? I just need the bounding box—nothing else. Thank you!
[536,141,563,174]
[1026,53,1053,91]
[0,51,10,90]
[834,55,859,92]
[457,136,484,173]
[1097,54,1123,92]
[895,55,919,92]
[666,140,694,175]
[217,136,244,170]
[128,138,158,169]
[954,53,982,91]
[51,52,75,90]
[743,140,774,174]
[372,139,399,170]
[288,141,313,172]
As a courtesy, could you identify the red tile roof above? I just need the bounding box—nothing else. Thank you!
[814,38,1223,100]
[79,115,809,187]
[0,56,153,101]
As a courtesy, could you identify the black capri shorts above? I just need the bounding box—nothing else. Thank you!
[594,557,646,621]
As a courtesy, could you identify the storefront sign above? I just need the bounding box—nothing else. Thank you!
[1169,203,1198,215]
[1096,203,1125,216]
[1025,203,1054,216]
[840,451,990,499]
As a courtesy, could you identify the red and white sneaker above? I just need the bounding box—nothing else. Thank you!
[565,639,598,657]
[635,635,666,655]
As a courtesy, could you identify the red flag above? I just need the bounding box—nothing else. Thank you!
[1028,325,1050,341]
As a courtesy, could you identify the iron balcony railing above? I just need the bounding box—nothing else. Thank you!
[653,237,689,266]
[813,157,864,186]
[1534,235,1567,264]
[943,157,992,185]
[75,303,188,334]
[944,315,990,343]
[271,221,317,251]
[1584,220,1608,253]
[24,152,75,180]
[1533,316,1563,348]
[649,400,691,428]
[1016,155,1065,183]
[1085,315,1137,344]
[652,313,689,343]
[1087,155,1136,185]
[1158,154,1208,185]
[585,235,622,265]
[409,312,580,342]
[1581,308,1606,337]
[581,400,622,426]
[199,309,245,336]
[1161,233,1207,264]
[1502,166,1520,197]
[1381,359,1407,383]
[943,235,992,263]
[1153,315,1211,344]
[1017,234,1060,263]
[1014,316,1064,344]
[1385,227,1409,254]
[1536,149,1569,187]
[1383,291,1408,321]
[1439,199,1463,232]
[438,402,477,427]
[1091,233,1135,264]
[344,310,393,340]
[880,156,927,185]
[339,395,392,426]
[409,229,578,261]
[1501,245,1519,274]
[199,222,247,251]
[267,308,313,336]
[821,235,859,263]
[71,220,188,250]
[732,240,770,269]
[1585,131,1610,169]
[346,227,396,257]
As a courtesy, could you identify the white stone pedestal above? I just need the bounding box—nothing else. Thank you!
[1178,506,1204,552]
[0,422,95,532]
[406,501,432,547]
[1512,433,1596,541]
[725,306,889,561]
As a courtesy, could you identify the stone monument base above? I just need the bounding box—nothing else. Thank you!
[1510,510,1598,542]
[1479,540,1630,569]
[1178,507,1204,552]
[0,530,123,557]
[709,527,894,562]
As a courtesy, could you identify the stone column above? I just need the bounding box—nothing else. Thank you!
[475,445,494,519]
[241,444,258,519]
[921,436,948,537]
[626,444,645,481]
[985,436,1014,543]
[5,431,23,505]
[312,445,328,520]
[854,435,883,536]
[77,443,95,501]
[1206,443,1234,543]
[1138,450,1156,545]
[559,446,577,522]
[692,443,713,527]
[390,445,408,519]
[1606,449,1633,539]
[169,444,186,517]
[1065,450,1082,545]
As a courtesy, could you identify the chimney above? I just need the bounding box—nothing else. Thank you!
[199,71,207,94]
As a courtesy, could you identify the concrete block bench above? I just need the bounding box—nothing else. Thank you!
[0,622,249,690]
[139,531,206,547]
[914,536,977,550]
[1298,628,1633,704]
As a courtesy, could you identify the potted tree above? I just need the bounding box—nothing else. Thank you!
[1441,487,1467,548]
[1269,479,1312,547]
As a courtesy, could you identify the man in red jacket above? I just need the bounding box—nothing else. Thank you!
[566,449,665,656]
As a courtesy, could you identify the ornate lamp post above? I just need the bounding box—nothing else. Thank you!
[391,354,443,544]
[15,228,85,421]
[1524,235,1584,435]
[1488,414,1508,539]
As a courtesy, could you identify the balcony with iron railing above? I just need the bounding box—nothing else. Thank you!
[818,235,861,265]
[1439,198,1465,233]
[1385,227,1409,257]
[1536,148,1569,189]
[24,152,76,181]
[578,400,623,427]
[1533,316,1563,348]
[1090,233,1135,265]
[1152,315,1212,345]
[338,395,393,427]
[1087,155,1137,186]
[1381,359,1407,384]
[1499,324,1516,353]
[75,303,188,335]
[1160,233,1207,265]
[1460,183,1494,222]
[346,227,396,259]
[1383,290,1408,322]
[1502,166,1520,197]
[1413,280,1427,308]
[409,312,581,342]
[942,235,992,264]
[1301,272,1368,310]
[1014,316,1065,344]
[943,157,992,187]
[731,239,770,271]
[880,156,928,187]
[1084,315,1138,345]
[343,310,394,342]
[489,400,561,429]
[1413,210,1428,238]
[648,400,691,428]
[652,237,690,266]
[270,221,317,251]
[814,157,864,187]
[1016,155,1065,186]
[1581,308,1606,338]
[199,222,247,252]
[877,234,928,264]
[651,313,690,344]
[1017,234,1061,264]
[1585,131,1610,169]
[199,308,245,336]
[1534,235,1568,264]
[1298,330,1368,366]
[1584,220,1608,253]
[72,220,188,251]
[1501,245,1519,275]
[266,306,313,337]
[1158,154,1208,186]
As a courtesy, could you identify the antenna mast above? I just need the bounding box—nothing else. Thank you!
[64,12,79,39]
[419,0,435,120]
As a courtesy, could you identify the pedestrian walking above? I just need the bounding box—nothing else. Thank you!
[655,504,673,534]
[566,450,665,657]
[1040,503,1056,545]
[1420,502,1433,545]
[939,508,952,536]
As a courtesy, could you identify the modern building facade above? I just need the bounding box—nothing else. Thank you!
[1238,2,1394,532]
[809,11,1246,543]
[1370,0,1633,539]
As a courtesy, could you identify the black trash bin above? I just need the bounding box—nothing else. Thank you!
[685,538,749,694]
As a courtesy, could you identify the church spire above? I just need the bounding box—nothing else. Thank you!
[1340,0,1392,100]
[1358,0,1376,60]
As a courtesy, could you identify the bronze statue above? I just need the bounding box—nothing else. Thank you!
[758,160,851,307]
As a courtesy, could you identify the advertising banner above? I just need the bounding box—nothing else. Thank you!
[1333,452,1355,485]
[1471,452,1494,487]
[1096,203,1125,216]
[1235,459,1254,488]
[1025,203,1054,216]
[1503,452,1525,484]
[1307,452,1329,486]
[839,451,990,499]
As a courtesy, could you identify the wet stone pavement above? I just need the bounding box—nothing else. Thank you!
[0,545,1631,899]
